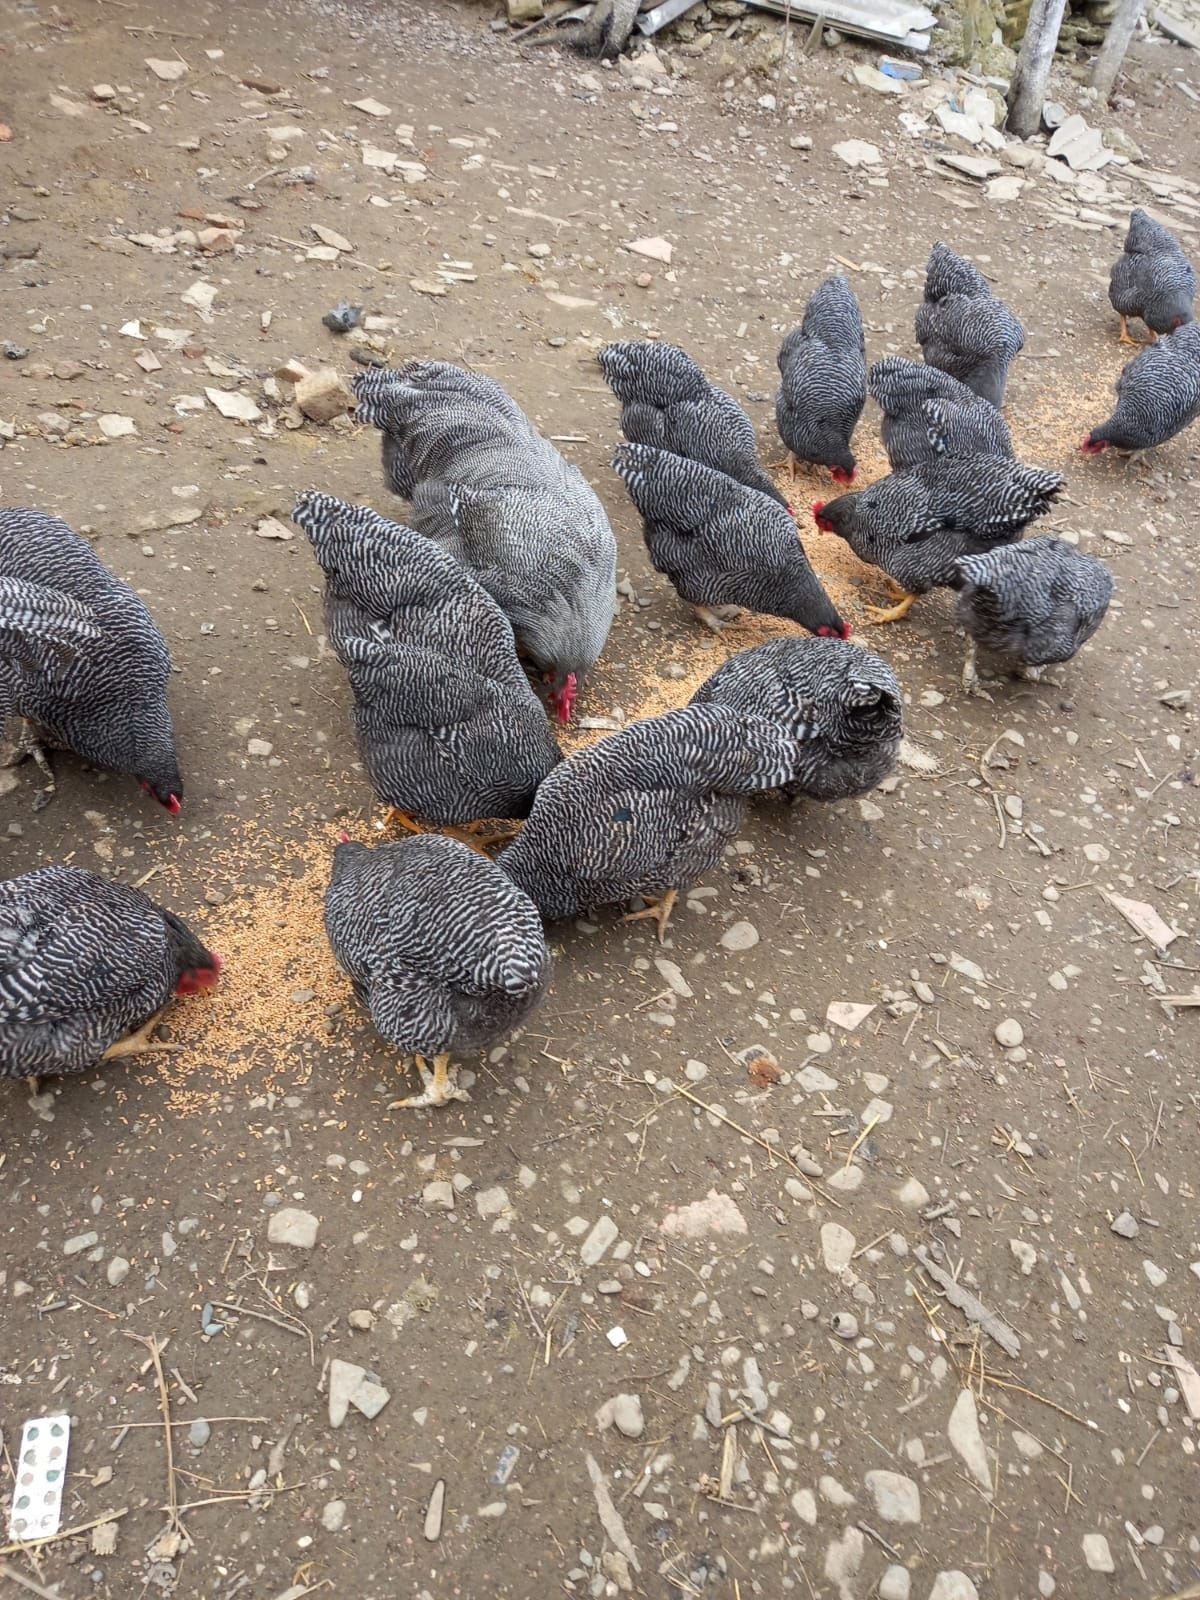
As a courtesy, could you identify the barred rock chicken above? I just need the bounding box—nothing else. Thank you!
[0,866,219,1080]
[612,444,848,639]
[0,508,182,811]
[325,834,550,1109]
[869,356,1013,472]
[691,637,901,802]
[353,360,617,723]
[598,341,788,508]
[292,492,561,831]
[915,243,1025,410]
[499,703,817,942]
[775,275,867,483]
[0,576,100,725]
[955,536,1115,695]
[1082,322,1200,455]
[813,457,1064,624]
[1109,208,1196,345]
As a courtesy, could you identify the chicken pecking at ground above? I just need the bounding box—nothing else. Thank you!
[0,575,101,726]
[1082,322,1200,456]
[869,355,1013,472]
[612,444,848,638]
[813,457,1064,624]
[0,508,183,812]
[775,274,867,484]
[954,536,1115,697]
[292,492,561,835]
[598,340,788,509]
[353,360,617,723]
[691,637,901,802]
[0,866,219,1080]
[325,834,550,1109]
[499,703,818,943]
[1108,208,1196,346]
[915,243,1025,411]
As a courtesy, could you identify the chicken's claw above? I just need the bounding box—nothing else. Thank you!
[864,593,916,625]
[622,887,678,944]
[389,1052,471,1111]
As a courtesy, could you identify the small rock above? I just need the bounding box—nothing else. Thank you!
[294,367,354,423]
[798,1064,838,1093]
[145,57,187,80]
[267,1208,319,1249]
[188,1419,211,1449]
[895,1177,930,1209]
[865,1469,920,1525]
[660,1190,747,1240]
[880,1567,911,1600]
[994,1018,1024,1048]
[827,1001,874,1031]
[348,1309,375,1330]
[1111,1211,1139,1239]
[596,1393,645,1439]
[791,1487,817,1524]
[475,1185,509,1220]
[528,241,552,258]
[720,920,759,952]
[204,388,261,423]
[832,138,882,168]
[948,1389,991,1492]
[424,1479,445,1541]
[580,1214,619,1265]
[1143,1260,1168,1288]
[820,1475,856,1508]
[106,1256,130,1286]
[97,413,138,438]
[247,738,273,758]
[1038,1573,1056,1598]
[928,1575,979,1600]
[830,1311,858,1340]
[824,1524,864,1600]
[64,1232,99,1256]
[821,1222,856,1273]
[321,1498,347,1533]
[423,1181,454,1211]
[1081,1534,1114,1573]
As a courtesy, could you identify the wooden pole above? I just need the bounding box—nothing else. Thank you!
[1091,0,1144,99]
[1005,0,1069,138]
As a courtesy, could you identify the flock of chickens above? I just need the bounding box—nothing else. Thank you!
[2,209,1198,1106]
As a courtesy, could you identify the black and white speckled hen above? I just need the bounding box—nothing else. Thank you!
[691,637,901,802]
[0,865,219,1080]
[612,443,848,638]
[869,355,1013,472]
[775,275,867,483]
[955,536,1114,695]
[292,491,561,830]
[325,834,550,1109]
[0,575,100,726]
[915,243,1025,410]
[1082,322,1200,455]
[353,360,617,723]
[0,508,182,812]
[499,702,817,942]
[598,340,788,508]
[813,457,1064,624]
[1109,208,1196,345]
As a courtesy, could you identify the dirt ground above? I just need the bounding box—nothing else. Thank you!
[2,1,1199,1596]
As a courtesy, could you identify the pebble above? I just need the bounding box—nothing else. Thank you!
[321,1499,347,1533]
[928,1576,979,1600]
[821,1223,856,1273]
[1143,1260,1168,1287]
[830,1312,858,1340]
[1082,1534,1114,1573]
[948,1388,992,1491]
[267,1208,319,1249]
[895,1177,930,1209]
[1111,1211,1139,1239]
[865,1469,921,1525]
[879,1567,911,1600]
[424,1479,446,1542]
[423,1181,454,1211]
[474,1185,509,1220]
[819,1475,856,1508]
[106,1256,130,1286]
[580,1214,619,1265]
[596,1393,645,1439]
[683,1059,708,1083]
[824,1525,864,1598]
[63,1232,99,1255]
[791,1487,817,1524]
[720,920,759,951]
[994,1018,1024,1047]
[247,737,273,757]
[797,1064,838,1093]
[188,1419,211,1449]
[1038,1572,1056,1597]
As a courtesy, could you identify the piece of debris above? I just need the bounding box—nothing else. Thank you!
[327,1358,391,1428]
[832,139,883,168]
[740,1045,781,1087]
[595,1393,645,1439]
[322,301,363,333]
[97,414,137,439]
[267,1207,319,1248]
[205,387,262,423]
[424,1479,446,1541]
[1162,1348,1200,1419]
[294,368,354,422]
[827,1001,875,1031]
[914,1246,1021,1356]
[660,1190,748,1240]
[585,1453,641,1574]
[181,280,218,319]
[625,235,673,264]
[254,516,293,541]
[8,1414,71,1540]
[90,1520,119,1556]
[947,1388,992,1493]
[1103,891,1179,950]
[311,223,354,253]
[350,96,392,117]
[145,57,187,81]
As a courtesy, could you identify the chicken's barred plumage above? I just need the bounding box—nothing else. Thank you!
[775,275,867,479]
[915,243,1025,410]
[1083,323,1200,454]
[325,835,550,1059]
[1109,209,1196,338]
[0,576,100,724]
[955,537,1115,667]
[499,703,819,921]
[869,356,1013,471]
[691,638,901,802]
[612,444,847,637]
[353,360,617,721]
[0,508,182,810]
[814,458,1064,597]
[0,866,217,1079]
[598,340,787,507]
[293,492,561,825]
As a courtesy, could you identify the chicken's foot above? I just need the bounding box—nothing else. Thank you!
[1,718,57,809]
[384,809,426,835]
[864,589,916,625]
[1118,314,1142,346]
[692,603,743,635]
[455,818,525,848]
[100,1009,181,1062]
[389,1052,471,1110]
[621,887,678,944]
[960,639,993,701]
[766,453,798,481]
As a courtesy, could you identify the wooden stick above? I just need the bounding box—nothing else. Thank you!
[672,1086,840,1207]
[0,1510,129,1558]
[0,1563,64,1599]
[124,1334,182,1533]
[105,1416,268,1430]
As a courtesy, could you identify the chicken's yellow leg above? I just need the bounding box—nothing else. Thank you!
[865,582,917,625]
[1118,314,1142,346]
[100,1009,181,1061]
[384,809,426,834]
[766,452,798,480]
[622,887,678,944]
[389,1052,471,1110]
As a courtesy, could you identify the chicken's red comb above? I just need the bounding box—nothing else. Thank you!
[337,830,351,844]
